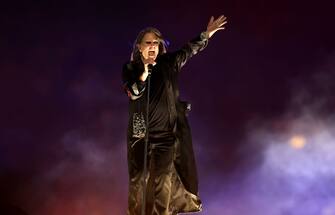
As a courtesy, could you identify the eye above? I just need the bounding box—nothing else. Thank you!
[153,41,159,45]
[145,41,151,45]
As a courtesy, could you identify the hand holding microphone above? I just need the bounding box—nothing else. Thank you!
[140,60,155,82]
[144,57,155,76]
[144,58,155,72]
[147,64,154,75]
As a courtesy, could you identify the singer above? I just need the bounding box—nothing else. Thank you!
[122,15,227,215]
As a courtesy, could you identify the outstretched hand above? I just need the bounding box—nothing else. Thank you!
[205,15,227,38]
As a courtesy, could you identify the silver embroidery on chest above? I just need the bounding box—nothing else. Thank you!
[132,112,146,138]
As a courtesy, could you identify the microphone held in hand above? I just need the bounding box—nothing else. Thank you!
[148,64,154,75]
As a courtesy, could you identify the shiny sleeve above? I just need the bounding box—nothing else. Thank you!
[122,62,146,100]
[173,32,209,70]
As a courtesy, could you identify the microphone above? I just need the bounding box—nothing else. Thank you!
[148,64,154,75]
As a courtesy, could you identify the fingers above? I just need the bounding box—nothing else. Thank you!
[212,15,227,23]
[216,15,227,23]
[218,20,227,27]
[217,15,226,22]
[215,17,227,29]
[143,58,155,65]
[208,16,214,26]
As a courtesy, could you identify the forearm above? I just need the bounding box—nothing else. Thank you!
[174,33,209,69]
[122,62,146,100]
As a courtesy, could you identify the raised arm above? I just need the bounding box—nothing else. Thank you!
[174,15,227,69]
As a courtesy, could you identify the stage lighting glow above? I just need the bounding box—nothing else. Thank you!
[289,135,306,149]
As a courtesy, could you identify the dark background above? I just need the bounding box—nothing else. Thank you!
[1,0,335,214]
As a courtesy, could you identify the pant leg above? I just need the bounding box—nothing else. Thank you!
[146,140,175,215]
[127,138,147,215]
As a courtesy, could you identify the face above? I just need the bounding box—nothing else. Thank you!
[137,32,160,61]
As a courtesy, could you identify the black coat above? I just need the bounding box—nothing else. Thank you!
[122,34,208,214]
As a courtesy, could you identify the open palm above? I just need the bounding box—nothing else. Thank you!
[206,15,227,38]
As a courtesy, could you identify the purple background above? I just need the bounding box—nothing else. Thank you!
[1,0,335,214]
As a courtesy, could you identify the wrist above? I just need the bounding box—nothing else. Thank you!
[200,31,209,40]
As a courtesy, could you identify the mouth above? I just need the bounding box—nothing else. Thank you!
[148,51,155,56]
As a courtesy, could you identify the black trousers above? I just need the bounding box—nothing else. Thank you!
[127,134,175,215]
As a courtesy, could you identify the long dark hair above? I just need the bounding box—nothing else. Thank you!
[130,27,167,62]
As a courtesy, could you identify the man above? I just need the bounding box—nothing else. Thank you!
[122,15,227,215]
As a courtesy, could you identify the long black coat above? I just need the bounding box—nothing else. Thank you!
[122,34,208,214]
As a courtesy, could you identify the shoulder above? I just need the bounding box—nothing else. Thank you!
[157,52,175,64]
[123,61,133,70]
[123,61,143,72]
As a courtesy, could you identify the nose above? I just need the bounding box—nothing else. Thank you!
[149,43,157,49]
